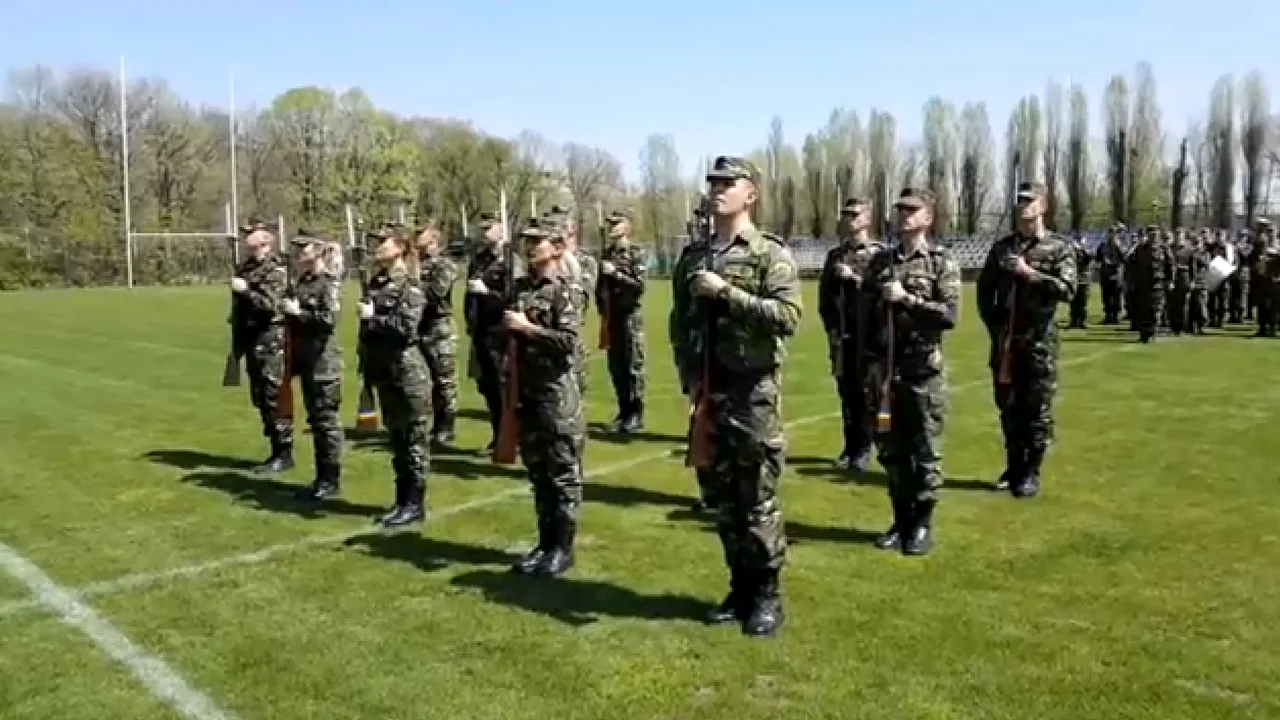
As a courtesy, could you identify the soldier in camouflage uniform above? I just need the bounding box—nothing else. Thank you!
[1228,229,1249,324]
[1068,232,1093,329]
[545,206,597,397]
[282,235,345,500]
[1254,219,1277,337]
[359,227,432,528]
[671,156,802,638]
[465,215,516,452]
[976,182,1077,499]
[505,219,585,578]
[817,196,886,472]
[1096,224,1126,324]
[1126,225,1173,343]
[670,203,716,513]
[1185,230,1210,335]
[229,218,295,473]
[597,208,648,433]
[416,220,459,446]
[1168,228,1196,335]
[866,188,960,556]
[1206,230,1229,327]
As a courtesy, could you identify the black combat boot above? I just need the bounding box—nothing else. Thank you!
[742,569,784,638]
[902,499,935,556]
[513,513,554,575]
[297,464,341,500]
[382,478,426,528]
[537,514,576,576]
[254,438,294,474]
[994,445,1024,492]
[1012,449,1044,499]
[873,491,909,551]
[707,565,750,624]
[433,413,456,447]
[621,399,644,434]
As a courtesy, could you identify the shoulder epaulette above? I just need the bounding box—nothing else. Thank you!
[761,231,784,245]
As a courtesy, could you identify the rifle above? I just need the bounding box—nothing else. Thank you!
[687,194,715,469]
[996,242,1021,386]
[876,297,894,434]
[275,217,296,423]
[348,205,380,432]
[493,189,521,465]
[596,201,611,351]
[221,232,243,386]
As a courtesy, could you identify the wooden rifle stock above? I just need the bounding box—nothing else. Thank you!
[492,190,520,465]
[996,282,1017,386]
[354,261,379,433]
[598,294,611,350]
[686,196,715,470]
[274,231,296,423]
[876,297,894,433]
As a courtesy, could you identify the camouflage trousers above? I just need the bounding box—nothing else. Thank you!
[605,311,646,417]
[519,382,586,531]
[704,370,787,574]
[1227,274,1245,321]
[419,319,459,428]
[374,349,432,506]
[1069,284,1090,326]
[876,373,947,504]
[470,330,507,441]
[1208,287,1228,325]
[243,326,293,447]
[1167,285,1190,333]
[1100,273,1122,321]
[575,336,590,397]
[992,348,1058,456]
[1132,289,1166,337]
[832,340,884,458]
[1256,279,1277,336]
[295,365,343,471]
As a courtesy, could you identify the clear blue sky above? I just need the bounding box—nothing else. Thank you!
[6,0,1277,182]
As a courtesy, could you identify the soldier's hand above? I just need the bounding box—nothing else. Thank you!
[282,298,301,316]
[468,279,489,294]
[883,280,909,304]
[1012,257,1037,280]
[230,277,248,294]
[836,263,857,281]
[358,301,374,320]
[503,310,534,333]
[692,270,728,298]
[601,261,616,275]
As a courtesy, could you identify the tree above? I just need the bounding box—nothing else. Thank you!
[923,97,959,234]
[1064,84,1092,231]
[638,133,681,269]
[1207,75,1237,227]
[1104,74,1131,222]
[1129,63,1164,226]
[559,142,623,232]
[1042,81,1064,229]
[867,110,897,236]
[958,102,996,234]
[1240,71,1270,226]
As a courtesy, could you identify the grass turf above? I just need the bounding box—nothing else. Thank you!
[0,282,1277,719]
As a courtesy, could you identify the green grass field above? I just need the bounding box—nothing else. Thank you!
[1,282,1278,720]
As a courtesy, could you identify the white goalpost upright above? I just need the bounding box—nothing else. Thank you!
[119,59,240,287]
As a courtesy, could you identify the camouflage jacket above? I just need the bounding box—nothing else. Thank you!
[230,253,288,343]
[360,266,427,383]
[1171,241,1201,289]
[1095,236,1125,276]
[670,227,802,383]
[572,248,598,314]
[1125,240,1173,289]
[1188,245,1211,289]
[1074,241,1094,286]
[596,241,647,315]
[868,243,961,380]
[976,231,1077,357]
[817,237,887,354]
[510,273,580,400]
[289,270,343,379]
[418,252,457,328]
[465,243,516,338]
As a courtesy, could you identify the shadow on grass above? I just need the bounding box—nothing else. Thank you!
[142,449,258,471]
[584,480,699,509]
[1061,333,1136,344]
[342,532,514,573]
[665,508,882,548]
[451,569,714,627]
[180,470,385,520]
[587,422,687,446]
[432,455,525,480]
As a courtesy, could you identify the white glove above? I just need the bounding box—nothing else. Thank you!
[468,279,489,294]
[282,298,301,316]
[230,277,248,293]
[358,301,374,320]
[601,261,616,275]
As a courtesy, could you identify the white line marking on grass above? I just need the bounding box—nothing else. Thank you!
[0,340,1139,621]
[0,541,239,720]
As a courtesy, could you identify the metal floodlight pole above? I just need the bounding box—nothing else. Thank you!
[278,215,287,253]
[229,69,239,231]
[119,56,134,288]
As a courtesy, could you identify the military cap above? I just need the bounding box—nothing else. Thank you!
[840,197,871,215]
[518,218,564,245]
[478,212,500,230]
[1015,182,1048,201]
[705,155,761,185]
[238,217,276,235]
[893,187,936,210]
[288,230,323,247]
[605,208,633,223]
[1144,224,1160,233]
[1256,217,1273,229]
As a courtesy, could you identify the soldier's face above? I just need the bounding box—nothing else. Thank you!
[709,178,755,216]
[1017,195,1043,220]
[607,220,628,239]
[244,230,273,255]
[484,224,503,244]
[374,236,403,264]
[842,209,869,236]
[417,230,439,255]
[297,241,321,267]
[896,205,932,233]
[524,237,556,269]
